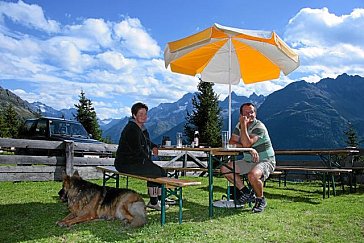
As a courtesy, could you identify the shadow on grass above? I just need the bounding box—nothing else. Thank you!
[197,182,324,204]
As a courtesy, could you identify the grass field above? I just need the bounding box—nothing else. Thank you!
[0,176,363,243]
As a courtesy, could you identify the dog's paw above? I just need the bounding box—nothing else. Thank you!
[56,221,69,227]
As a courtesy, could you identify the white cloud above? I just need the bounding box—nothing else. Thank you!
[65,18,112,49]
[113,17,161,58]
[96,51,135,70]
[284,7,364,81]
[0,0,60,33]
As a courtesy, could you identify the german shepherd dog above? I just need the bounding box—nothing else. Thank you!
[57,171,147,228]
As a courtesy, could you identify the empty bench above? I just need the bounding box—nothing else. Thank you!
[275,166,352,198]
[96,166,201,225]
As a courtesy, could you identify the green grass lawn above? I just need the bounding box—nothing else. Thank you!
[0,176,363,243]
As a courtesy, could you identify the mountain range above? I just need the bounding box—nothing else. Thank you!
[1,73,363,149]
[259,73,364,149]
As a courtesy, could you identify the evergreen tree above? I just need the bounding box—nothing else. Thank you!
[0,111,5,137]
[74,90,102,140]
[344,122,359,147]
[184,81,222,147]
[1,104,21,138]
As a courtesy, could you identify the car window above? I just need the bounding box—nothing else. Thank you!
[35,119,47,136]
[69,123,89,137]
[50,120,88,137]
[23,120,36,132]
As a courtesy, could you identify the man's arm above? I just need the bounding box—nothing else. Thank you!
[239,115,258,147]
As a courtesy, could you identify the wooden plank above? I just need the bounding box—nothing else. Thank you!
[0,155,65,165]
[73,142,117,152]
[154,160,207,168]
[73,157,115,166]
[0,172,55,181]
[275,166,352,173]
[96,166,201,187]
[163,167,209,172]
[0,138,64,150]
[0,165,55,172]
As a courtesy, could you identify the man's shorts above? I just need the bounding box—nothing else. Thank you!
[235,156,276,181]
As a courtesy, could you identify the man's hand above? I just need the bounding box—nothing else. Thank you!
[250,148,259,163]
[152,147,158,156]
[239,115,250,127]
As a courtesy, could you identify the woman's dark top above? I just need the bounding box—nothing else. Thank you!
[114,119,166,183]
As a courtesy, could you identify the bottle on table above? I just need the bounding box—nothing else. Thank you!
[194,131,199,147]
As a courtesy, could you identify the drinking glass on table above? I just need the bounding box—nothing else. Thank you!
[176,132,183,148]
[221,131,228,149]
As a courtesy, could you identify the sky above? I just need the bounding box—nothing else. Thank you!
[0,0,364,120]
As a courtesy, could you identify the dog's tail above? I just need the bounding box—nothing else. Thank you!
[128,201,147,227]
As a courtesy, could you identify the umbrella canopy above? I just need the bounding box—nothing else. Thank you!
[164,23,299,134]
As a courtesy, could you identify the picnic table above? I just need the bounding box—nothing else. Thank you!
[274,148,359,197]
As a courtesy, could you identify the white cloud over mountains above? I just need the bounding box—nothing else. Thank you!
[0,1,364,119]
[285,7,364,83]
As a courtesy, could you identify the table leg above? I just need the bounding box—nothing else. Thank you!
[232,156,237,208]
[208,153,213,218]
[322,173,326,199]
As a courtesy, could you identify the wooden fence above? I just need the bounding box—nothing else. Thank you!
[0,138,117,181]
[0,138,208,182]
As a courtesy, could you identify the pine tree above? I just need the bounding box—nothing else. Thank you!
[74,90,102,140]
[2,104,21,138]
[344,122,359,147]
[184,80,222,147]
[0,111,5,137]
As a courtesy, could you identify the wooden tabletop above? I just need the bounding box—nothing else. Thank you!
[158,146,254,156]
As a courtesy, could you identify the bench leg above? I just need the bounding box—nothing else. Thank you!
[284,171,287,187]
[331,174,336,196]
[102,172,120,188]
[322,173,326,199]
[178,187,183,224]
[160,184,166,226]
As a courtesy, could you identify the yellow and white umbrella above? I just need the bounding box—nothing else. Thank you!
[164,23,300,134]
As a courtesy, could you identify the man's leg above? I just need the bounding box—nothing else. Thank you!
[221,160,245,190]
[221,160,255,204]
[247,167,264,198]
[248,161,274,213]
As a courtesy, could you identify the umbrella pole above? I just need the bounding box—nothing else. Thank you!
[228,37,232,138]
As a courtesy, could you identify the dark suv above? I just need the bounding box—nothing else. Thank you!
[19,117,101,143]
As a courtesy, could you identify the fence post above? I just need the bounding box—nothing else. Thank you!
[65,140,74,175]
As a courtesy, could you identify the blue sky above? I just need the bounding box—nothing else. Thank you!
[1,0,364,119]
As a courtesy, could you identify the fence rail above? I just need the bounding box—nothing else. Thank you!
[0,138,208,182]
[0,138,117,181]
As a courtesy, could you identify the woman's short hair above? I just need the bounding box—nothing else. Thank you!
[131,102,148,116]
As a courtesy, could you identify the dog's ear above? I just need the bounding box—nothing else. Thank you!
[62,170,68,180]
[73,170,80,177]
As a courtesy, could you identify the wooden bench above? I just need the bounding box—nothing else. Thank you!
[96,166,201,225]
[163,167,220,178]
[274,166,352,198]
[263,170,284,187]
[341,166,364,192]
